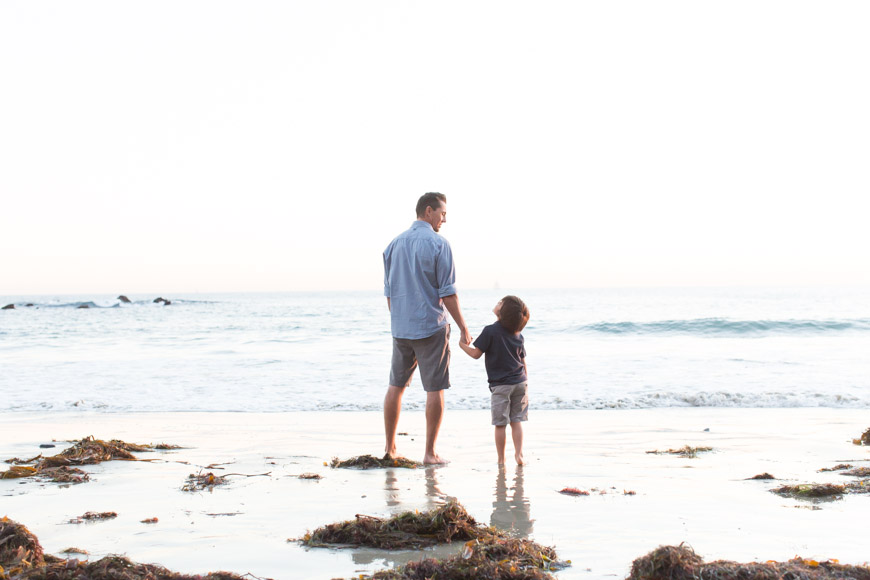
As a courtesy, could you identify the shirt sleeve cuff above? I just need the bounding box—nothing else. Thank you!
[384,286,391,297]
[438,284,457,298]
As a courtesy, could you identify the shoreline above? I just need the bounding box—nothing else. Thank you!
[2,408,869,579]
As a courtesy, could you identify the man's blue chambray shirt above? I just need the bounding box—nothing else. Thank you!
[383,220,458,340]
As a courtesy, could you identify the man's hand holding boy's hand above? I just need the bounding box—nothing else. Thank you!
[458,340,483,360]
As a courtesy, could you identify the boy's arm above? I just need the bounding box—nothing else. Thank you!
[458,340,483,359]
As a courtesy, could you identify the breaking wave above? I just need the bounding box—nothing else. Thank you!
[567,318,870,336]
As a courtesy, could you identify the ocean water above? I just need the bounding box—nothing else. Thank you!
[2,287,869,413]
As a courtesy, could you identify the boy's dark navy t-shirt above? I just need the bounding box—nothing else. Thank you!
[473,322,527,388]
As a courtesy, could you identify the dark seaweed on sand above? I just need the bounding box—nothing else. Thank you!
[818,464,853,472]
[182,472,228,492]
[1,516,246,580]
[747,473,776,480]
[329,454,423,469]
[645,445,713,458]
[310,501,569,580]
[558,487,590,496]
[364,535,566,580]
[840,466,870,477]
[845,481,870,494]
[853,427,870,446]
[627,543,870,580]
[42,437,145,466]
[303,499,488,549]
[0,436,179,484]
[771,483,846,498]
[69,512,117,524]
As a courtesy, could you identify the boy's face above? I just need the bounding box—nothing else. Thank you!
[493,300,503,319]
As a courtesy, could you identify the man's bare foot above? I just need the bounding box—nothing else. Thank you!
[423,453,449,465]
[515,453,524,465]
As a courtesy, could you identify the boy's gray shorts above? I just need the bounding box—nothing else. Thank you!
[490,382,529,426]
[389,325,451,392]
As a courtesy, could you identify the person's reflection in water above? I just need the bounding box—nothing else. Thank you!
[384,469,400,507]
[385,467,447,510]
[490,465,533,537]
[424,466,447,508]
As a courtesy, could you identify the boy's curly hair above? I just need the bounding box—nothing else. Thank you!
[499,295,530,334]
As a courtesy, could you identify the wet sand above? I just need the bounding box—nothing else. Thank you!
[1,408,869,579]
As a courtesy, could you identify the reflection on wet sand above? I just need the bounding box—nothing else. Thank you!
[384,466,447,509]
[350,542,463,566]
[384,469,400,507]
[491,465,534,537]
[424,465,446,507]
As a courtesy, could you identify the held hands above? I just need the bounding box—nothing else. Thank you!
[458,334,483,360]
[459,328,472,346]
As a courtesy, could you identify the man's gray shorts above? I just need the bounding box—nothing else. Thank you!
[490,382,529,426]
[390,325,451,392]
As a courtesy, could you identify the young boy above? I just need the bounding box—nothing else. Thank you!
[459,296,530,465]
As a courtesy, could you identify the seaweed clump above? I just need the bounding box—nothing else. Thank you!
[841,466,870,478]
[853,427,870,446]
[182,472,228,492]
[628,544,703,580]
[1,437,176,484]
[627,544,870,580]
[303,499,485,549]
[845,481,870,494]
[771,483,846,499]
[0,517,246,580]
[646,446,713,458]
[818,464,852,472]
[68,512,117,524]
[558,488,590,496]
[330,454,423,470]
[0,517,44,576]
[305,500,569,580]
[364,535,566,580]
[747,473,776,480]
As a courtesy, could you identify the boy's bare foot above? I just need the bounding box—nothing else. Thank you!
[515,453,524,465]
[423,453,449,465]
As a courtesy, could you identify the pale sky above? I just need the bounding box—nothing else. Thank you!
[2,1,868,295]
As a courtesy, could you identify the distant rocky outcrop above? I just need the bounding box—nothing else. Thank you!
[153,297,172,306]
[118,295,132,304]
[2,304,14,310]
[77,304,90,309]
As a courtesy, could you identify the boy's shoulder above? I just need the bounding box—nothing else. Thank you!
[481,321,504,334]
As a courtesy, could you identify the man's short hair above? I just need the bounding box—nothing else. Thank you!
[416,192,447,217]
[499,295,530,334]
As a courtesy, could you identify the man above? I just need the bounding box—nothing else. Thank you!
[383,192,471,465]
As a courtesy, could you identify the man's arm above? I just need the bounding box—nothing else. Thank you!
[387,297,390,312]
[441,294,470,345]
[458,341,483,359]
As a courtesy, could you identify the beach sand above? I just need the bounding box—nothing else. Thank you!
[2,408,869,579]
